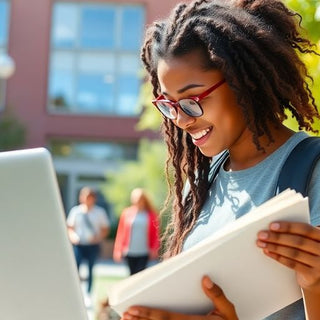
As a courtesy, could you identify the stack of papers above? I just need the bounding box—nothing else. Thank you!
[109,189,310,320]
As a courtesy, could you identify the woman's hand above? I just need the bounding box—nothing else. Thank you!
[121,276,238,320]
[257,221,320,293]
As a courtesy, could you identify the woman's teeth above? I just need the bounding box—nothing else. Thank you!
[191,128,210,140]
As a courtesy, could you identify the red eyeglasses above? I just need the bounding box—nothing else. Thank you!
[152,79,226,120]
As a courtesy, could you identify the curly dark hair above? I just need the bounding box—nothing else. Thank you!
[140,0,320,257]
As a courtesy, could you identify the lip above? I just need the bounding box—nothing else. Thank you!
[189,127,213,146]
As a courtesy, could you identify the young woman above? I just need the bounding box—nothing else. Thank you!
[113,188,160,275]
[122,0,320,319]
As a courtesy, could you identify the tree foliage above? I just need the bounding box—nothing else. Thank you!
[103,139,168,218]
[283,0,320,132]
[0,111,26,151]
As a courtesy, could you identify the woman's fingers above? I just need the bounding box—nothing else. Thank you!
[202,276,238,320]
[122,307,186,320]
[257,222,320,256]
[257,222,320,291]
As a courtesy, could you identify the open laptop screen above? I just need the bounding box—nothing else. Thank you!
[0,148,88,320]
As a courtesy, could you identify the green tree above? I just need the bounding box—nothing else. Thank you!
[136,73,162,132]
[285,0,320,42]
[283,0,320,132]
[103,139,168,218]
[0,110,26,151]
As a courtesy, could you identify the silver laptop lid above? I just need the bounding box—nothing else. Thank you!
[0,148,88,320]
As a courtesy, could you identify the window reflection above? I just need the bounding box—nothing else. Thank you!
[121,7,144,50]
[81,5,116,49]
[48,52,74,110]
[48,3,145,116]
[0,0,9,110]
[51,4,77,48]
[50,140,138,161]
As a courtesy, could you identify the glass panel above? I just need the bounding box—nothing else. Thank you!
[80,5,116,49]
[50,140,138,161]
[52,3,78,48]
[48,52,75,110]
[76,53,115,112]
[117,75,140,115]
[120,6,144,50]
[0,1,8,47]
[117,55,141,115]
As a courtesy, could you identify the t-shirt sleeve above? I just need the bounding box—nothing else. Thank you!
[308,159,320,227]
[98,207,110,227]
[66,208,76,227]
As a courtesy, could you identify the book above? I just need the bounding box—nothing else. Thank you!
[108,189,310,320]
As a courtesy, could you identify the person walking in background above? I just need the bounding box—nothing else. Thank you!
[113,188,160,275]
[67,187,110,295]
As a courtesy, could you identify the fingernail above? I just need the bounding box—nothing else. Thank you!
[257,240,267,248]
[258,232,268,240]
[203,276,214,289]
[270,222,280,230]
[129,309,140,316]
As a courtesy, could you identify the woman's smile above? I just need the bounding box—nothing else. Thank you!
[189,126,213,145]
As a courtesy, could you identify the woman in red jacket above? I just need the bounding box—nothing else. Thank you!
[113,188,160,275]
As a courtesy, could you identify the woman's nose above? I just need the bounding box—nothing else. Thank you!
[174,108,196,129]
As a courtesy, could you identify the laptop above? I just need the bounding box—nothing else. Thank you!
[0,148,88,320]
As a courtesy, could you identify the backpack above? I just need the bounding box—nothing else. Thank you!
[209,136,320,197]
[276,136,320,196]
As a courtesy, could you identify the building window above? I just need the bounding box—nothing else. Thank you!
[49,140,138,161]
[48,3,145,116]
[0,0,10,109]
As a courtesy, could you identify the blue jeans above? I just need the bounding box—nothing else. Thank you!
[73,244,100,293]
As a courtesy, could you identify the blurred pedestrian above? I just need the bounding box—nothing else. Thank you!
[67,187,110,295]
[113,188,160,275]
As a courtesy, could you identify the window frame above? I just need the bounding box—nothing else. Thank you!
[47,2,145,116]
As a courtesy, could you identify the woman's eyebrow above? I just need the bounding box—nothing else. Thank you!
[162,83,205,96]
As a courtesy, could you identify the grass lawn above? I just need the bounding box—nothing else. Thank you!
[91,274,126,320]
[93,274,125,303]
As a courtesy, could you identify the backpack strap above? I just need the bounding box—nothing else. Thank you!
[208,150,229,187]
[276,137,320,197]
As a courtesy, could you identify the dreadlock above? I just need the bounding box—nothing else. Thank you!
[140,0,320,258]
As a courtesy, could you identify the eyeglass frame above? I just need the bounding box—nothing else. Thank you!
[152,78,226,120]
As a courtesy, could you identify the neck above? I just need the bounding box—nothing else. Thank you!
[228,125,294,171]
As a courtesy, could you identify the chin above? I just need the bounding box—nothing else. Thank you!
[198,146,225,158]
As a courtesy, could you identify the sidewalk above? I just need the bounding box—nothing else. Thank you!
[88,259,129,278]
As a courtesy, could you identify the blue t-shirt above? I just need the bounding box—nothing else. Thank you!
[183,132,320,320]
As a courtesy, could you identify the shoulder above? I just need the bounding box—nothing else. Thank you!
[68,205,81,215]
[122,206,136,217]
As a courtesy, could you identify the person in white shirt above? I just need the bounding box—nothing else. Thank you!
[67,187,110,294]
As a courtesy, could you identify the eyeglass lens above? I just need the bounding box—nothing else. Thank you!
[156,99,202,119]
